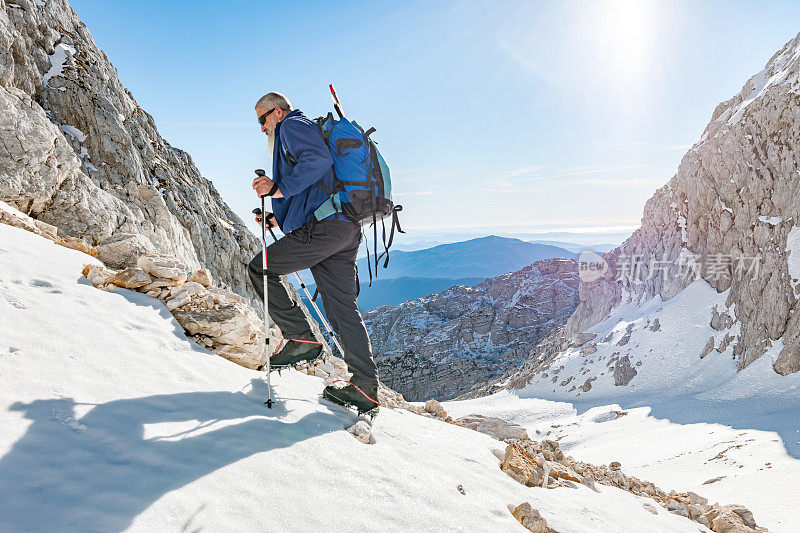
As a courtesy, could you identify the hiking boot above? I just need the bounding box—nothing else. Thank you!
[322,383,380,415]
[268,333,324,370]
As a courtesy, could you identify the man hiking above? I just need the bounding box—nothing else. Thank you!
[247,92,380,413]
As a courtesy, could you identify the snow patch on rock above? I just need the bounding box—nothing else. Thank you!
[43,43,76,87]
[758,215,783,226]
[786,226,800,294]
[59,124,86,142]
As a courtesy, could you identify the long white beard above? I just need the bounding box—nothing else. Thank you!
[265,132,275,170]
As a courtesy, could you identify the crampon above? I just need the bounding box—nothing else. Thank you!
[322,380,381,417]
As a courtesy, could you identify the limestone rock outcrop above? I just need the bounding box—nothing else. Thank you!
[497,437,767,532]
[563,32,800,376]
[0,0,256,300]
[485,32,800,395]
[364,258,579,401]
[1,200,97,257]
[0,0,331,352]
[81,253,281,369]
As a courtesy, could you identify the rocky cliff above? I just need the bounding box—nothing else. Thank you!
[0,0,256,297]
[0,0,333,362]
[364,258,579,401]
[491,32,800,396]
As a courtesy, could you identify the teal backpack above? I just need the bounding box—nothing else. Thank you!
[311,111,403,283]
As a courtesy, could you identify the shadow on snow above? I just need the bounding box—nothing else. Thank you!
[0,379,342,531]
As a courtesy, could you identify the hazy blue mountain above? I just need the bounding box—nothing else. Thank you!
[302,276,486,315]
[357,235,577,281]
[296,236,577,312]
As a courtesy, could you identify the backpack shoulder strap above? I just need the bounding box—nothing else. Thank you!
[280,143,298,166]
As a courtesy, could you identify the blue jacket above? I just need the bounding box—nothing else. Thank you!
[271,109,339,233]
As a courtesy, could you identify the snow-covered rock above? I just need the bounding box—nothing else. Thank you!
[365,258,579,400]
[443,388,799,532]
[455,414,529,441]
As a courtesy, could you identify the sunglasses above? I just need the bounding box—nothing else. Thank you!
[258,107,277,126]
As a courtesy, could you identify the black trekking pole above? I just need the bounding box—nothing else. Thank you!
[252,173,346,359]
[255,169,274,409]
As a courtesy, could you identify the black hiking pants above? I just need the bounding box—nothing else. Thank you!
[247,219,378,390]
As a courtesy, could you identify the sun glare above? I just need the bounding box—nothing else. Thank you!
[591,0,656,87]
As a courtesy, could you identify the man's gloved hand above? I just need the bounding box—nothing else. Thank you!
[252,174,284,199]
[255,211,278,228]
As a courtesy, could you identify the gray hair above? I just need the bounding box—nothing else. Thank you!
[255,92,293,112]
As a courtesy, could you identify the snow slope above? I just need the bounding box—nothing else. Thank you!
[443,282,800,533]
[501,276,800,458]
[444,392,800,532]
[0,221,704,532]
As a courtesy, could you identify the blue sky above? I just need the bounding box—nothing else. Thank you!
[70,0,800,243]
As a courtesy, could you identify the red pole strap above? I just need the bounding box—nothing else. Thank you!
[331,379,381,406]
[288,338,324,345]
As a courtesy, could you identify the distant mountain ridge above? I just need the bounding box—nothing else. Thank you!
[301,238,583,313]
[357,235,577,281]
[528,240,617,253]
[297,236,577,309]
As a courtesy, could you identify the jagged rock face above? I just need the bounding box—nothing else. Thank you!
[0,0,332,355]
[364,258,579,401]
[566,32,800,376]
[0,0,257,299]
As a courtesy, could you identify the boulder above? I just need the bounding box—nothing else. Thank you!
[455,414,528,441]
[171,302,268,369]
[140,279,179,292]
[346,420,373,444]
[169,281,208,299]
[165,291,191,311]
[188,268,213,287]
[424,399,448,418]
[667,498,690,518]
[96,233,158,269]
[710,504,764,532]
[539,439,565,462]
[547,461,581,483]
[107,267,151,289]
[510,503,557,533]
[82,264,112,288]
[500,444,546,487]
[137,255,188,283]
[613,356,637,386]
